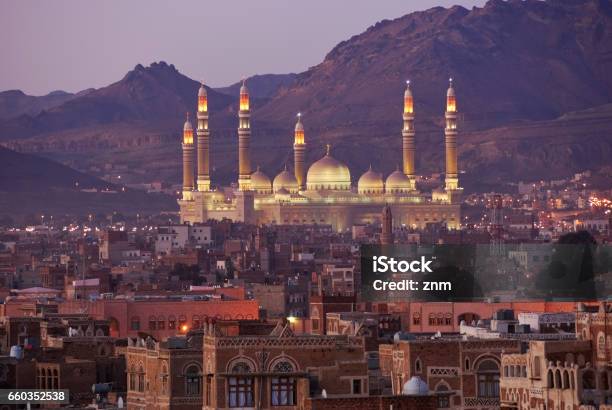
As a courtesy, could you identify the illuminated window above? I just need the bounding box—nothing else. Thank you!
[185,364,202,396]
[271,361,296,406]
[228,363,254,408]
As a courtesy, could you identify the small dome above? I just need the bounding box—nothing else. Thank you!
[404,81,413,98]
[250,167,272,194]
[273,167,298,193]
[402,376,429,396]
[385,167,411,193]
[447,78,455,97]
[240,80,248,95]
[306,145,351,191]
[183,117,193,131]
[295,114,304,132]
[358,166,384,194]
[198,83,207,97]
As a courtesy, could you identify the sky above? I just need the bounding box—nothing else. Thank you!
[0,0,486,95]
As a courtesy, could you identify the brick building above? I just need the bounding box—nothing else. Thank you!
[500,302,612,409]
[202,319,368,409]
[380,336,521,409]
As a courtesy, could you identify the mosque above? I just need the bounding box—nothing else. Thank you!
[178,80,462,231]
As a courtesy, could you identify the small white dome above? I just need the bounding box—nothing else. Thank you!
[447,78,455,97]
[402,376,428,396]
[273,167,299,194]
[198,83,207,97]
[183,117,193,131]
[404,81,413,98]
[385,167,411,193]
[250,167,272,194]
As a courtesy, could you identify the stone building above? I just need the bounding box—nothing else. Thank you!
[500,302,612,409]
[380,336,521,410]
[201,319,368,409]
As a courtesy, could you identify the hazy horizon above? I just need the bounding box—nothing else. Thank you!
[1,0,486,95]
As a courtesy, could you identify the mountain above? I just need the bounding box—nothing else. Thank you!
[256,0,612,132]
[0,145,108,191]
[0,62,236,141]
[1,0,611,189]
[215,73,297,100]
[0,89,89,120]
[0,145,176,217]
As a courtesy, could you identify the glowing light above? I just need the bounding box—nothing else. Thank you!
[180,324,189,333]
[240,91,249,111]
[447,96,456,112]
[404,96,414,114]
[198,96,208,112]
[183,129,194,145]
[287,316,297,324]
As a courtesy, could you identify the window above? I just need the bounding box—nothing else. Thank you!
[413,314,421,326]
[312,319,319,331]
[168,316,176,330]
[161,364,168,395]
[533,356,541,378]
[137,365,145,392]
[436,384,450,408]
[228,363,254,408]
[185,364,202,396]
[352,379,362,394]
[205,375,212,406]
[149,316,156,330]
[130,316,140,331]
[477,360,500,398]
[271,361,296,406]
[129,365,136,391]
[415,358,422,374]
[158,316,165,330]
[465,357,470,371]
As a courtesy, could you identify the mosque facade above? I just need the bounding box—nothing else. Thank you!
[178,80,462,232]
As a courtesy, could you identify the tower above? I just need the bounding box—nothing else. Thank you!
[196,83,211,191]
[444,78,459,191]
[238,80,251,190]
[402,80,416,190]
[381,204,393,245]
[293,113,306,191]
[182,113,195,200]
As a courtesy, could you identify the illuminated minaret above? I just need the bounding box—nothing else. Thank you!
[402,80,416,190]
[182,113,195,200]
[444,78,459,191]
[196,83,210,191]
[238,80,251,190]
[293,113,306,191]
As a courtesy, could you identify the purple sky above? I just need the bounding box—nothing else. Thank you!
[1,0,486,95]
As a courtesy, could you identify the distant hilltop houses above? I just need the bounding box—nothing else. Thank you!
[179,80,463,231]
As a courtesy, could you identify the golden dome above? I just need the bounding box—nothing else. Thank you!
[250,166,272,194]
[273,166,298,193]
[358,166,384,194]
[386,167,411,193]
[306,145,351,191]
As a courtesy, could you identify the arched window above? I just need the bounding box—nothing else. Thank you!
[504,366,509,377]
[555,370,562,389]
[547,369,554,388]
[192,315,201,330]
[129,365,136,391]
[168,315,176,330]
[148,315,156,330]
[521,366,527,378]
[533,356,541,378]
[138,365,145,392]
[465,357,470,371]
[563,370,570,389]
[157,315,165,330]
[509,366,515,377]
[477,360,500,398]
[271,361,296,406]
[415,358,422,374]
[185,364,202,396]
[46,368,52,391]
[436,383,450,408]
[228,362,254,408]
[583,370,596,390]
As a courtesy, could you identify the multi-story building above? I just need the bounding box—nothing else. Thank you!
[155,224,213,255]
[380,336,521,410]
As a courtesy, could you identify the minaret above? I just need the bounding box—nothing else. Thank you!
[293,113,306,191]
[182,113,195,200]
[238,80,251,190]
[196,83,211,191]
[444,78,459,191]
[402,80,416,190]
[381,204,394,245]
